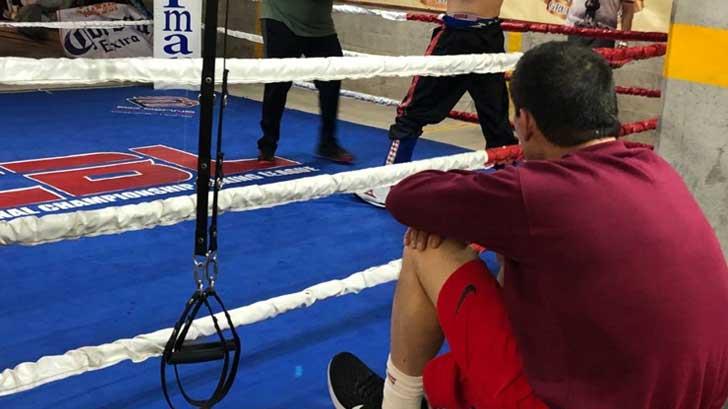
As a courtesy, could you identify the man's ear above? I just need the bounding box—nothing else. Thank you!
[519,109,537,142]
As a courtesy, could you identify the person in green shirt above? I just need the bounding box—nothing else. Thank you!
[257,0,354,164]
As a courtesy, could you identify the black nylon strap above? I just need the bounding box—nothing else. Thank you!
[209,0,232,254]
[163,0,240,407]
[209,68,228,254]
[193,0,222,257]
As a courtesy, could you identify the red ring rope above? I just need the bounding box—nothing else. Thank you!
[500,19,668,42]
[486,144,524,165]
[401,12,668,43]
[448,110,658,137]
[614,86,662,98]
[484,138,655,168]
[595,43,667,62]
[404,13,667,67]
[618,118,659,136]
[504,73,660,98]
[405,12,442,24]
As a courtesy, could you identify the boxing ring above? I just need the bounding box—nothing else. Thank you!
[0,3,665,408]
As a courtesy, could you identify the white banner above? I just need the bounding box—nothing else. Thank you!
[154,0,202,58]
[58,2,152,58]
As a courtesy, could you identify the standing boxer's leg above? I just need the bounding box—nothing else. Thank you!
[258,19,303,161]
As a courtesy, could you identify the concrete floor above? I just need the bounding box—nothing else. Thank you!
[0,81,657,152]
[229,83,489,151]
[229,82,659,151]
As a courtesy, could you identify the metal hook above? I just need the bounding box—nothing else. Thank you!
[193,255,207,290]
[206,251,219,288]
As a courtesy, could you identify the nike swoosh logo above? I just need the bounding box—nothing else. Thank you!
[455,284,477,315]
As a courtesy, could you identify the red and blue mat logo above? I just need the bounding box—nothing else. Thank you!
[127,96,200,109]
[114,95,201,117]
[0,145,318,220]
[1,86,461,222]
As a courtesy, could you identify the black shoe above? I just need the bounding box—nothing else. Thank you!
[257,148,275,162]
[316,143,355,165]
[328,352,384,409]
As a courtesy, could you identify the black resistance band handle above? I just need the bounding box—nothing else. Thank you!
[166,340,239,365]
[161,290,241,409]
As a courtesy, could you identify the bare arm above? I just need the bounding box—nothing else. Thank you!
[621,1,635,31]
[387,169,529,257]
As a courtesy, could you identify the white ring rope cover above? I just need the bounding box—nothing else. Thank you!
[0,4,413,29]
[0,259,403,396]
[294,81,401,107]
[331,4,411,21]
[0,53,521,86]
[0,151,488,246]
[0,19,153,28]
[215,27,374,57]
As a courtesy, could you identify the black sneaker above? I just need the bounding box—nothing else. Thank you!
[328,352,384,409]
[257,148,275,162]
[316,143,355,165]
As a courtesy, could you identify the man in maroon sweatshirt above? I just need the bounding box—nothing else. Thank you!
[327,42,728,409]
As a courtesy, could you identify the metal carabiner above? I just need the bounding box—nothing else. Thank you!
[205,251,219,288]
[207,262,219,289]
[193,255,207,290]
[215,174,224,190]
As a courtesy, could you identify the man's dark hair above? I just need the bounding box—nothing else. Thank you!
[510,41,621,147]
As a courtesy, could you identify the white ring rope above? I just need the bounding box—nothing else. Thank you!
[0,4,414,29]
[332,4,411,21]
[217,26,263,44]
[294,81,401,107]
[0,19,153,29]
[0,53,520,86]
[215,27,374,57]
[0,259,402,396]
[0,151,487,246]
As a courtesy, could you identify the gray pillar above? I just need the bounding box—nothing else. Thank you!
[657,0,728,259]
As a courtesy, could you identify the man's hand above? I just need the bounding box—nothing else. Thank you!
[404,227,444,251]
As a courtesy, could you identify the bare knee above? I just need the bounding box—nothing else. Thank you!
[403,239,479,303]
[405,238,478,270]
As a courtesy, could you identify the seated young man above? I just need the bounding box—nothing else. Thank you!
[327,42,728,409]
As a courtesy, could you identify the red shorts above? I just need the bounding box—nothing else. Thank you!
[422,260,548,409]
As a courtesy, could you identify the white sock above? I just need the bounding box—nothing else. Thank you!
[382,355,424,409]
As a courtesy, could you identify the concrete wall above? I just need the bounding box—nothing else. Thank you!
[214,0,260,60]
[657,0,728,259]
[658,2,728,401]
